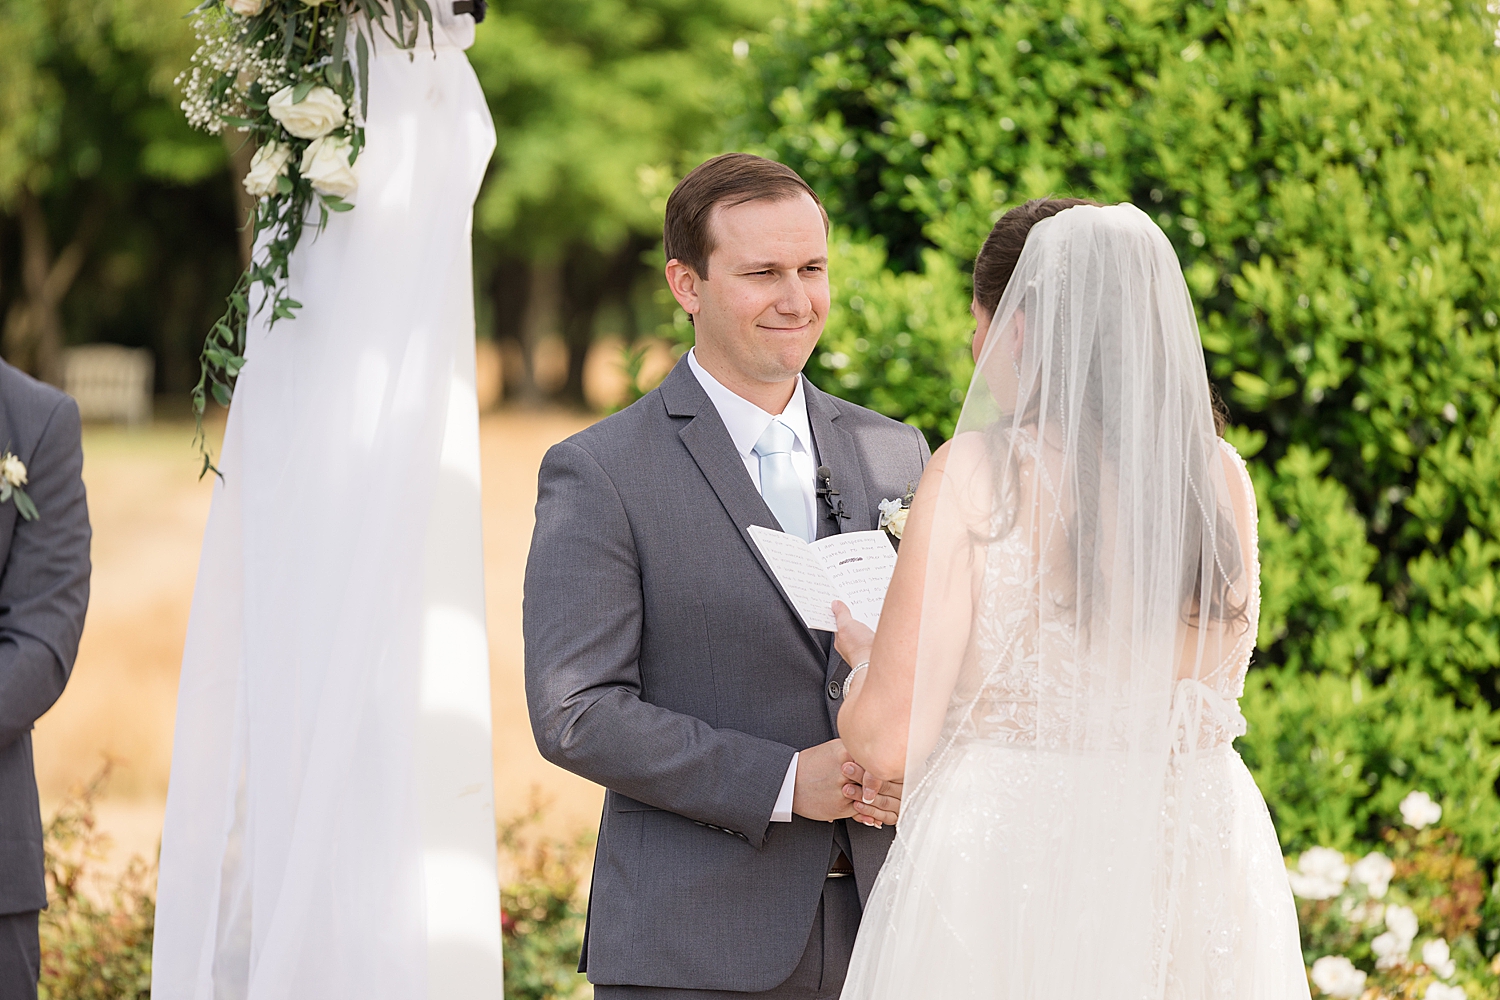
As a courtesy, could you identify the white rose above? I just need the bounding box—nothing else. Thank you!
[0,454,27,489]
[267,85,346,140]
[1350,851,1394,899]
[885,506,909,539]
[242,140,292,198]
[1309,955,1367,999]
[225,0,267,13]
[1385,904,1419,944]
[1400,790,1442,830]
[878,497,910,539]
[1340,897,1385,927]
[1287,847,1350,900]
[300,135,358,199]
[1372,931,1409,970]
[1422,938,1456,980]
[1426,984,1467,1000]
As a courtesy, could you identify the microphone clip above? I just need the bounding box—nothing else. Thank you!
[816,466,850,522]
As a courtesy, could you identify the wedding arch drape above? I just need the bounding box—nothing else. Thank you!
[153,11,503,998]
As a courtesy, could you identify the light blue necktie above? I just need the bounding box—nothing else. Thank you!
[753,419,813,543]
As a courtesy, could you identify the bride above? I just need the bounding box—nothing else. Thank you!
[832,201,1310,998]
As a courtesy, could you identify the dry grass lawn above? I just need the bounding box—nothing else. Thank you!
[32,408,607,875]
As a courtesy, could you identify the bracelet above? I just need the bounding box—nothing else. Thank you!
[842,662,870,699]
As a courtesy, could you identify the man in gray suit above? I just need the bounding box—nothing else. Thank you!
[524,154,929,999]
[0,359,91,999]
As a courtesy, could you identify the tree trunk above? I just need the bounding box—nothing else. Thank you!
[560,237,652,406]
[515,260,561,405]
[0,191,102,386]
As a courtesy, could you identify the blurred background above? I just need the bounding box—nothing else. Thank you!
[4,0,1500,996]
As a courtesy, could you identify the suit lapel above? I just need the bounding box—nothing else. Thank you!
[805,382,871,536]
[661,359,826,658]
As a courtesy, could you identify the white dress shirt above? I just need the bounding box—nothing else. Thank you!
[687,348,815,824]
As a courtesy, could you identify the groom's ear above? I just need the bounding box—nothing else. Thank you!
[665,258,704,320]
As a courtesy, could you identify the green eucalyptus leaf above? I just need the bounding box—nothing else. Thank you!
[330,9,349,85]
[13,488,39,523]
[321,195,355,212]
[212,382,232,407]
[292,79,315,104]
[356,30,370,121]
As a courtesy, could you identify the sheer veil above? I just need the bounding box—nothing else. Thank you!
[897,203,1254,995]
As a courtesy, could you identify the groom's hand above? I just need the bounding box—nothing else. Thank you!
[793,739,864,822]
[793,740,903,827]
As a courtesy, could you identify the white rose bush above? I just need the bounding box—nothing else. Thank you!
[1291,792,1499,998]
[174,0,436,473]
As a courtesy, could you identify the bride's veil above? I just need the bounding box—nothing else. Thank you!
[898,203,1251,994]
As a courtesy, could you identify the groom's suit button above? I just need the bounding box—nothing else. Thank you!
[827,679,842,700]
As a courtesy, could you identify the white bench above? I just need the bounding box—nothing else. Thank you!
[64,345,154,425]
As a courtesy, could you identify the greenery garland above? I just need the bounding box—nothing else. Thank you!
[178,0,433,475]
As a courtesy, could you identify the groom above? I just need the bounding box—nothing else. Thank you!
[525,153,929,998]
[0,358,91,999]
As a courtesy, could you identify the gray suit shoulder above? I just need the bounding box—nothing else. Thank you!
[545,388,666,468]
[811,387,932,462]
[0,359,73,425]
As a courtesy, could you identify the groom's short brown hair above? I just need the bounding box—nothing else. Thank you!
[664,153,830,278]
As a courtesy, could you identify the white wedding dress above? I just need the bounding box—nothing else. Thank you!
[839,205,1310,1000]
[153,10,502,999]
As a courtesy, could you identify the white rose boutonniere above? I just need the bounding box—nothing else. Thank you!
[301,135,359,199]
[878,485,915,542]
[242,140,293,199]
[0,451,38,522]
[267,85,346,140]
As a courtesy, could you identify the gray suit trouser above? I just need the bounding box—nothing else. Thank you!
[0,910,39,1000]
[594,876,860,1000]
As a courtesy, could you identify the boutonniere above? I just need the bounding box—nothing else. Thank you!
[878,484,915,542]
[0,451,38,522]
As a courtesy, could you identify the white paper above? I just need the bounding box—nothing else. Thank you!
[748,526,897,631]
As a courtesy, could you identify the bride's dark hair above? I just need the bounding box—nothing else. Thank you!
[975,198,1247,627]
[975,197,1231,437]
[973,197,1099,314]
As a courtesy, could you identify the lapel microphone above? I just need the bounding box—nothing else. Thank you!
[816,466,850,522]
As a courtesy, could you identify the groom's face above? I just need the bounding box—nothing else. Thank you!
[673,193,830,389]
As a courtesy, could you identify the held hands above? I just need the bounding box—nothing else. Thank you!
[792,738,901,828]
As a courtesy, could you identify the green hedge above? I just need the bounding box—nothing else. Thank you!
[727,0,1500,869]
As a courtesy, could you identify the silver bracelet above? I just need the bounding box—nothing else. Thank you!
[842,662,870,699]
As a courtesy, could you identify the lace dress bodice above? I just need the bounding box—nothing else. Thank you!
[941,437,1261,754]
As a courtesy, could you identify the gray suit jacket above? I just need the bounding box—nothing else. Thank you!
[524,356,928,991]
[0,359,90,915]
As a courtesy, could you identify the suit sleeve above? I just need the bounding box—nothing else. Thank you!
[0,397,91,751]
[915,425,933,466]
[524,440,796,848]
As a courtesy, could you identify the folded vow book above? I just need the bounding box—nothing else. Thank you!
[747,526,897,631]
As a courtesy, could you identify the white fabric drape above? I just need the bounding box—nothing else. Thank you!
[153,13,502,998]
[842,204,1308,999]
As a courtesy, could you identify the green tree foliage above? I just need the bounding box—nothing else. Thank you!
[468,0,764,401]
[0,0,241,389]
[731,0,1500,864]
[818,233,974,442]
